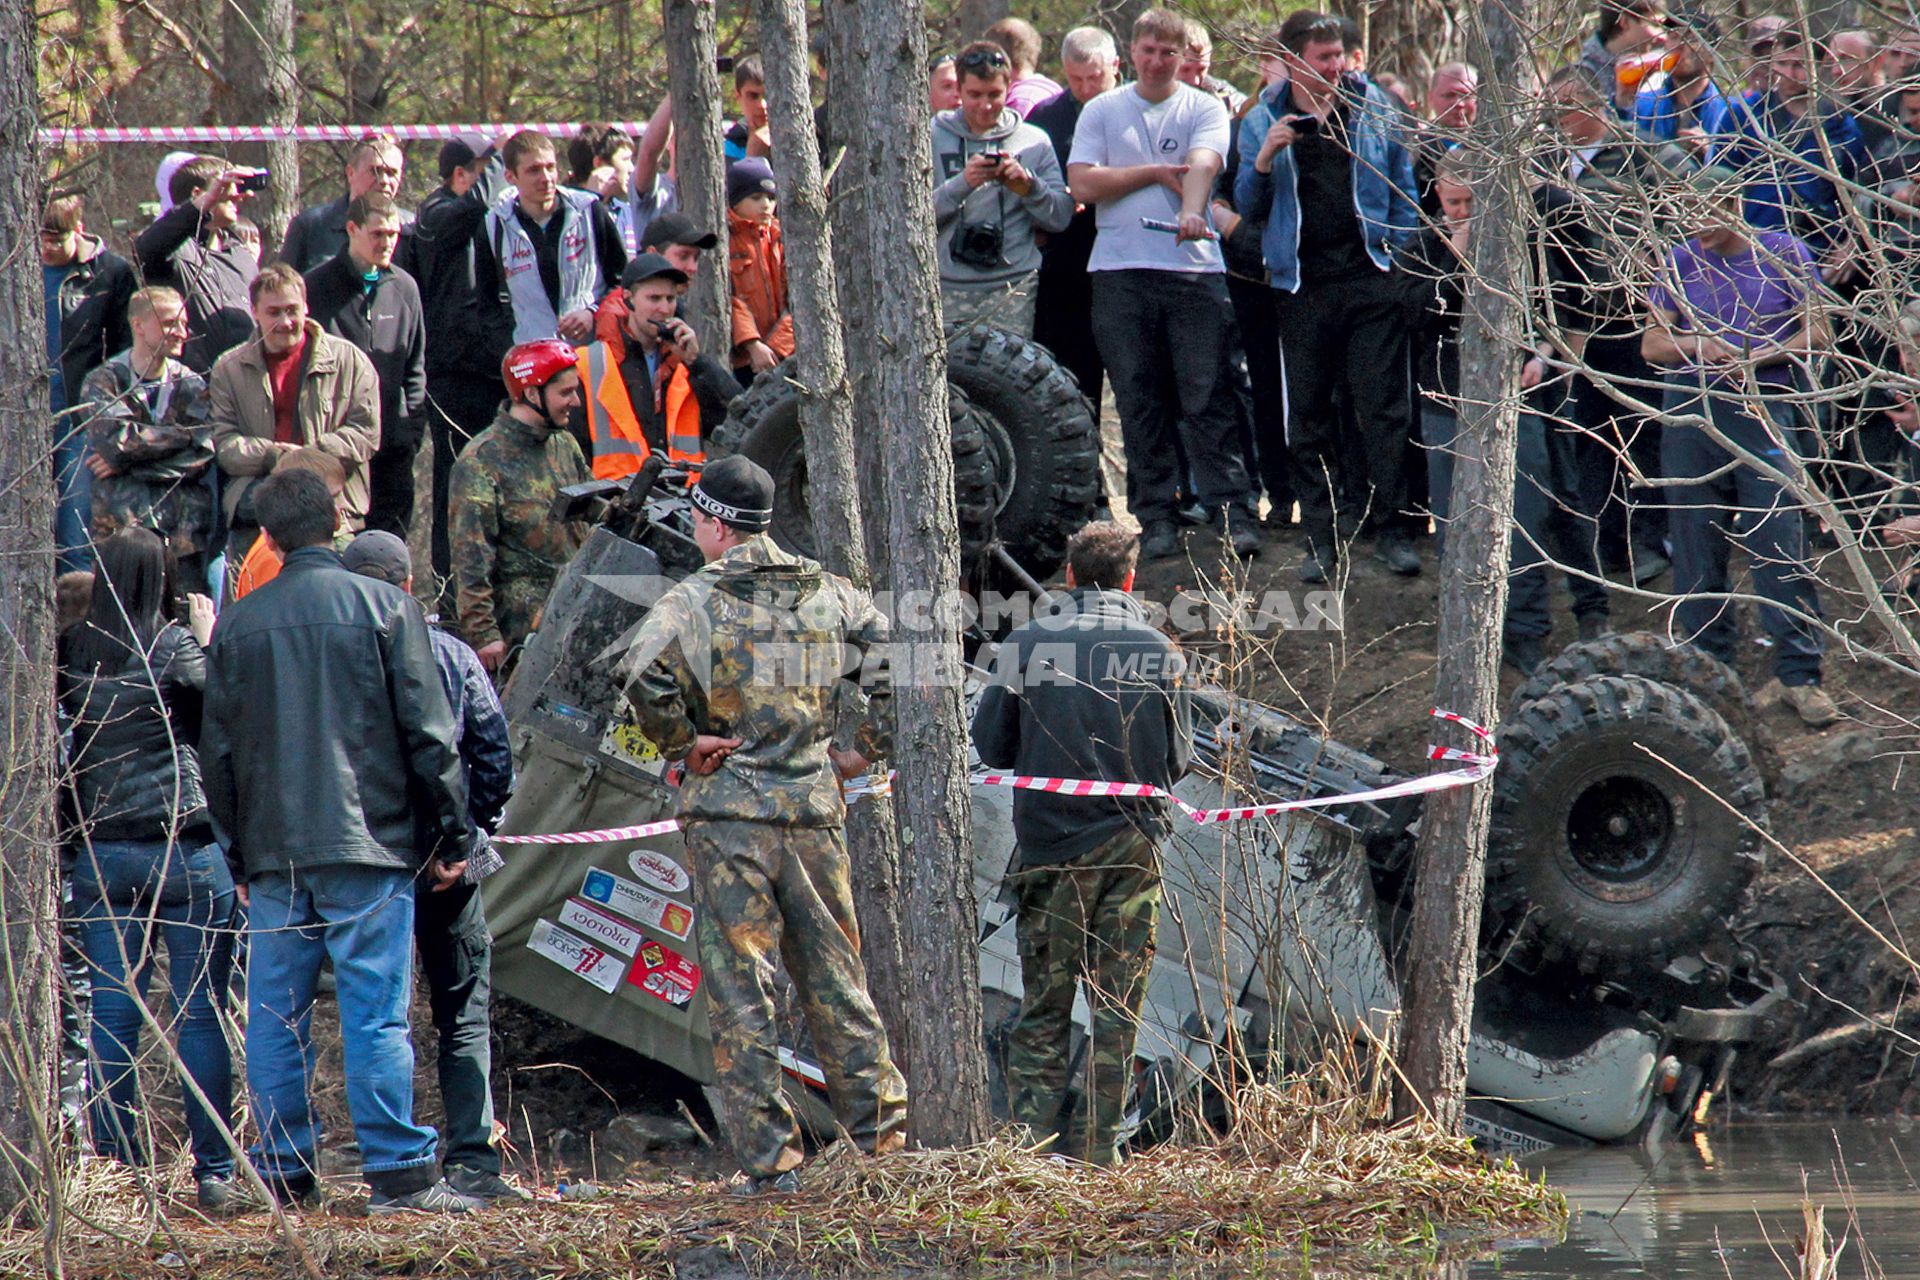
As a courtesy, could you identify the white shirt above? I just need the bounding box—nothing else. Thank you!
[1068,83,1229,274]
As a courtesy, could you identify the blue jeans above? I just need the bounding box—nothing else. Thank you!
[246,865,438,1188]
[71,838,235,1180]
[1662,381,1824,686]
[51,380,94,575]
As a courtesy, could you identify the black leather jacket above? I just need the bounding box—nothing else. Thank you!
[201,546,471,880]
[58,623,210,842]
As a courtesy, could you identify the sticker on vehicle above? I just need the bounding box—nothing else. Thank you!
[627,937,701,1007]
[580,867,694,940]
[629,848,691,894]
[556,897,642,957]
[528,919,623,994]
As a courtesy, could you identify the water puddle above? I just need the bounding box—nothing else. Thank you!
[1468,1120,1920,1277]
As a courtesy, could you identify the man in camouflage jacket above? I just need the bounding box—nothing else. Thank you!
[622,455,906,1195]
[81,286,216,583]
[447,347,590,674]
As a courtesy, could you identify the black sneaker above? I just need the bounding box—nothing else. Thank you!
[1215,507,1262,558]
[1502,634,1545,676]
[1374,533,1421,576]
[368,1177,480,1216]
[1297,548,1335,585]
[1177,500,1210,527]
[264,1174,323,1211]
[1630,548,1670,586]
[197,1174,263,1216]
[729,1169,801,1197]
[446,1166,532,1203]
[1140,521,1181,560]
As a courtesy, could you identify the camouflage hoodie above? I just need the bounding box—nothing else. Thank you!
[623,534,893,826]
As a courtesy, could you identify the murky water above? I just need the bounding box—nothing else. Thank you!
[1466,1121,1920,1278]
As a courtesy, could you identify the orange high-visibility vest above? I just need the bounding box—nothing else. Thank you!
[577,340,705,481]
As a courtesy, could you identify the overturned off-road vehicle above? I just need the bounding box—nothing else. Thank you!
[482,327,1784,1155]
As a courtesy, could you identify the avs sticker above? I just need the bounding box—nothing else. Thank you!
[527,920,623,994]
[629,847,691,895]
[627,937,702,1007]
[580,867,694,941]
[556,897,642,957]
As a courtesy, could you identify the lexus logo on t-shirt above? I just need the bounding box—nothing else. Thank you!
[1159,137,1179,152]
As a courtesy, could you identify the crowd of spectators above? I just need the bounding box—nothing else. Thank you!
[42,0,1920,1208]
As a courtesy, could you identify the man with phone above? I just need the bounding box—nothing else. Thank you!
[573,253,737,481]
[134,156,265,371]
[932,41,1074,336]
[1236,8,1420,584]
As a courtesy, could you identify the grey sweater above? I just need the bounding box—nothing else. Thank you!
[931,107,1076,284]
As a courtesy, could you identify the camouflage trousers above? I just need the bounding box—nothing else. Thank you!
[684,819,907,1177]
[941,271,1037,339]
[1005,829,1160,1166]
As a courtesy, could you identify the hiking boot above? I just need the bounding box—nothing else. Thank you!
[1576,612,1611,643]
[1215,506,1262,558]
[729,1169,801,1198]
[1140,521,1181,560]
[1502,634,1545,677]
[1297,548,1336,585]
[197,1174,263,1216]
[1755,678,1842,728]
[1374,533,1421,576]
[368,1177,480,1216]
[1630,548,1671,586]
[446,1166,532,1203]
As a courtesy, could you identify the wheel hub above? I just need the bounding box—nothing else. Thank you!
[1565,775,1674,887]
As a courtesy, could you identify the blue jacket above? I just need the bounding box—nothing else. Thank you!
[1634,77,1735,141]
[1714,90,1867,244]
[1234,76,1419,293]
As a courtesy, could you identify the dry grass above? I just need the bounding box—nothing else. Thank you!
[16,1079,1563,1279]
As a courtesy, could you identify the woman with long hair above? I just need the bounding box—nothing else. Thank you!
[60,526,238,1210]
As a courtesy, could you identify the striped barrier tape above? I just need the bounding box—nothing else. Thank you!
[39,123,650,145]
[494,709,1494,847]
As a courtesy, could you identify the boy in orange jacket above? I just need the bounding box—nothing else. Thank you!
[725,158,794,383]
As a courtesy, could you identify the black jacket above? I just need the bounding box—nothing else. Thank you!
[1028,90,1102,284]
[305,249,429,451]
[201,546,470,880]
[134,201,261,372]
[52,236,137,402]
[972,589,1193,867]
[404,160,510,379]
[58,623,210,842]
[279,194,415,275]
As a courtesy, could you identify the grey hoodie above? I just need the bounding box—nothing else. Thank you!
[931,107,1076,284]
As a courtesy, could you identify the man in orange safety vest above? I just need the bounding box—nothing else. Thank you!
[574,252,739,482]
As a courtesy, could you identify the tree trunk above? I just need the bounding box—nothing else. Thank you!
[0,0,64,1231]
[214,0,300,252]
[663,0,732,363]
[751,0,910,1062]
[821,0,991,1149]
[1392,0,1529,1133]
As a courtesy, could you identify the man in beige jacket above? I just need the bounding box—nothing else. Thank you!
[210,263,381,534]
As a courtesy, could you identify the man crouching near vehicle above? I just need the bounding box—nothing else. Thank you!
[971,521,1193,1166]
[619,455,906,1196]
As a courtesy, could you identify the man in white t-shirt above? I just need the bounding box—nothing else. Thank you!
[1067,7,1260,561]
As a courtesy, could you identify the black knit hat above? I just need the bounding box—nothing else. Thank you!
[692,455,775,531]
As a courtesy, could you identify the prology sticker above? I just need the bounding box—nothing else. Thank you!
[628,847,692,895]
[528,919,623,994]
[627,937,702,1007]
[556,897,642,957]
[580,867,694,941]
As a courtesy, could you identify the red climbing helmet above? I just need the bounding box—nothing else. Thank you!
[501,339,578,399]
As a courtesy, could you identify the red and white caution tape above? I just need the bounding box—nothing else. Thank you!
[39,122,649,146]
[494,710,1494,846]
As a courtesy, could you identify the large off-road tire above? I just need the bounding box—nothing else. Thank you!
[1509,631,1783,793]
[710,373,998,562]
[1487,674,1768,977]
[945,324,1101,579]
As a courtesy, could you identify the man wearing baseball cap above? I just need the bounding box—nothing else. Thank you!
[573,253,738,481]
[639,211,719,285]
[621,455,906,1196]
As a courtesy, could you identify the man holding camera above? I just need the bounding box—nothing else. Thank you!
[573,254,737,481]
[932,41,1075,336]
